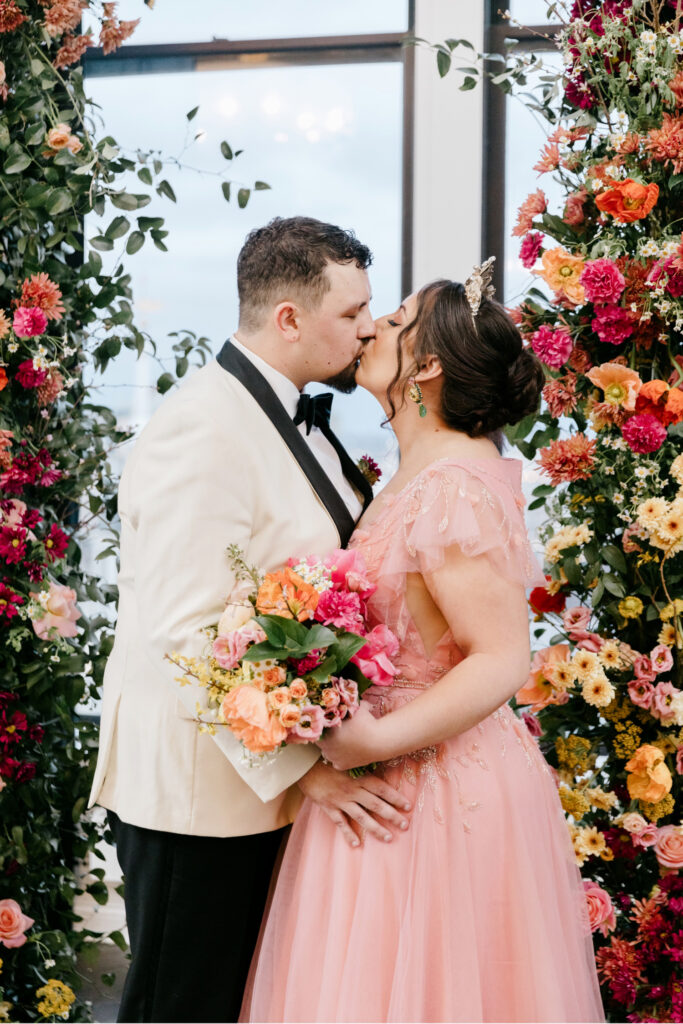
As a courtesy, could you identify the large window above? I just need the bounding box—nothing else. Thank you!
[84,4,412,468]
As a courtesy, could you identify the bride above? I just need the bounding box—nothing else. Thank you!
[241,264,604,1023]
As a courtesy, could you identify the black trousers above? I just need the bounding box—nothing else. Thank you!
[108,811,285,1023]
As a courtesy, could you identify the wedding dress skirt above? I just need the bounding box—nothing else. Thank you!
[241,460,605,1023]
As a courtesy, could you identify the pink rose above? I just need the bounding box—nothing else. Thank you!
[654,825,683,871]
[212,622,266,670]
[287,704,325,743]
[314,589,364,632]
[29,582,80,639]
[520,711,544,737]
[562,606,591,633]
[352,624,399,688]
[529,325,574,369]
[592,303,634,346]
[580,258,626,304]
[628,679,655,710]
[0,898,34,948]
[651,644,674,675]
[622,413,667,454]
[582,880,616,936]
[12,306,47,338]
[621,812,649,836]
[634,655,656,682]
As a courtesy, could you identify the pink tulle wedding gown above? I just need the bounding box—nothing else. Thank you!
[241,458,604,1023]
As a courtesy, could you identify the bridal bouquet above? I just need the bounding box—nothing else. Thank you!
[168,546,399,759]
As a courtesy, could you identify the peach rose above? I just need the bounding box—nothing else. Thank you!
[289,678,308,700]
[625,744,673,803]
[220,687,287,753]
[279,704,302,728]
[67,135,82,155]
[654,825,683,871]
[620,811,649,835]
[46,123,72,150]
[30,582,80,639]
[0,899,34,948]
[321,687,340,709]
[582,880,616,936]
[267,687,291,710]
[217,602,255,636]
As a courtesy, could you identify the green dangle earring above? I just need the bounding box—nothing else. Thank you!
[408,378,427,418]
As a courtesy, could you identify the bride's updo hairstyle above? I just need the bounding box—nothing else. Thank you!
[387,279,544,436]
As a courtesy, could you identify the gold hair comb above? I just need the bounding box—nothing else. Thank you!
[464,255,496,320]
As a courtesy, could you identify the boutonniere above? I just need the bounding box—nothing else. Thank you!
[357,453,382,487]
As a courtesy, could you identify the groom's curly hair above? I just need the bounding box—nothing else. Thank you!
[237,216,372,331]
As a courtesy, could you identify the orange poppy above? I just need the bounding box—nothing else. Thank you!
[0,368,7,392]
[635,379,683,426]
[595,178,659,223]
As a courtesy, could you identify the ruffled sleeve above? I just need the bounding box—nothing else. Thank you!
[378,461,544,590]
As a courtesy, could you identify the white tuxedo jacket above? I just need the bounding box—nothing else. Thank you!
[89,349,361,836]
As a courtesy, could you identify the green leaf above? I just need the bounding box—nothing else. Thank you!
[186,105,199,121]
[460,76,478,91]
[329,630,366,668]
[254,180,271,190]
[72,796,87,822]
[562,556,582,586]
[157,179,177,202]
[602,544,627,575]
[110,192,140,211]
[220,140,233,160]
[4,142,31,174]
[46,188,73,215]
[105,215,130,240]
[137,166,153,185]
[669,173,683,189]
[603,574,626,598]
[126,230,145,254]
[0,122,10,149]
[25,121,45,146]
[221,181,231,202]
[237,187,250,208]
[108,930,128,952]
[88,235,114,251]
[156,372,175,394]
[437,49,452,77]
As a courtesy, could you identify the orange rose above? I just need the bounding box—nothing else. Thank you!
[279,704,302,728]
[256,568,318,622]
[46,123,72,150]
[261,666,286,687]
[220,686,287,753]
[267,687,291,710]
[595,179,659,223]
[289,678,308,700]
[625,744,673,803]
[536,247,585,304]
[0,368,7,392]
[636,379,683,426]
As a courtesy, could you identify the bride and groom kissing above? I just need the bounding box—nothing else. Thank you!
[89,216,604,1024]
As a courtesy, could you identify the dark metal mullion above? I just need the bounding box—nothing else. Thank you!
[401,0,416,298]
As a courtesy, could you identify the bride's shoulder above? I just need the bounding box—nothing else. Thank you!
[404,455,524,511]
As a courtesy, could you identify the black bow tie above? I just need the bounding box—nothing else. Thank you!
[294,392,334,435]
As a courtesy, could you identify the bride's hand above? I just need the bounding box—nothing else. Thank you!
[317,703,386,771]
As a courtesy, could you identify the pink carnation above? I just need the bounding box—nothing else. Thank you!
[580,259,626,304]
[622,413,667,454]
[628,679,655,710]
[583,880,616,937]
[519,231,544,269]
[12,306,47,338]
[591,303,634,345]
[529,325,574,369]
[648,255,683,299]
[651,644,674,674]
[287,704,325,743]
[212,622,266,670]
[15,360,49,389]
[314,589,364,632]
[352,624,399,688]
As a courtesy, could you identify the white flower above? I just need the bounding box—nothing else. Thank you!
[613,492,625,504]
[7,342,18,353]
[640,239,660,257]
[603,465,616,476]
[613,110,629,129]
[591,178,603,192]
[605,164,621,179]
[44,959,56,969]
[634,466,649,480]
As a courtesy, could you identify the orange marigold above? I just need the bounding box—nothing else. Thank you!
[645,113,683,175]
[20,273,65,322]
[533,142,560,175]
[99,15,140,55]
[0,0,26,33]
[536,247,585,305]
[538,433,596,486]
[595,178,659,223]
[53,31,92,68]
[43,0,86,38]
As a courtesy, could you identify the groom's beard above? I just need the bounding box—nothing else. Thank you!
[321,352,362,394]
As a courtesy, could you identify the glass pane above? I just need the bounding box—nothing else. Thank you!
[93,0,409,45]
[85,60,403,467]
[508,0,559,24]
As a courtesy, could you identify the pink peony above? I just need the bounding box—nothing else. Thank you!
[287,704,325,743]
[12,306,47,338]
[654,825,683,871]
[580,259,626,304]
[314,589,364,632]
[29,582,80,639]
[212,622,266,670]
[352,624,399,687]
[324,548,376,600]
[628,679,655,710]
[520,711,544,737]
[583,880,617,936]
[651,644,674,675]
[591,304,634,345]
[529,325,574,369]
[519,231,544,268]
[0,898,34,948]
[622,413,668,454]
[15,360,49,389]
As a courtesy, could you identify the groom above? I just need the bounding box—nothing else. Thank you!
[89,216,412,1023]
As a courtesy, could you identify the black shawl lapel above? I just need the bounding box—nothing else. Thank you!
[216,340,357,548]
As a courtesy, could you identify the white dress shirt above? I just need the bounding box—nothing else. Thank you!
[229,335,363,521]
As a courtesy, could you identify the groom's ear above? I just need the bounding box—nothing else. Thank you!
[273,301,301,342]
[415,354,443,383]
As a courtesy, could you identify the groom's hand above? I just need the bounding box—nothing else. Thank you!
[297,762,411,848]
